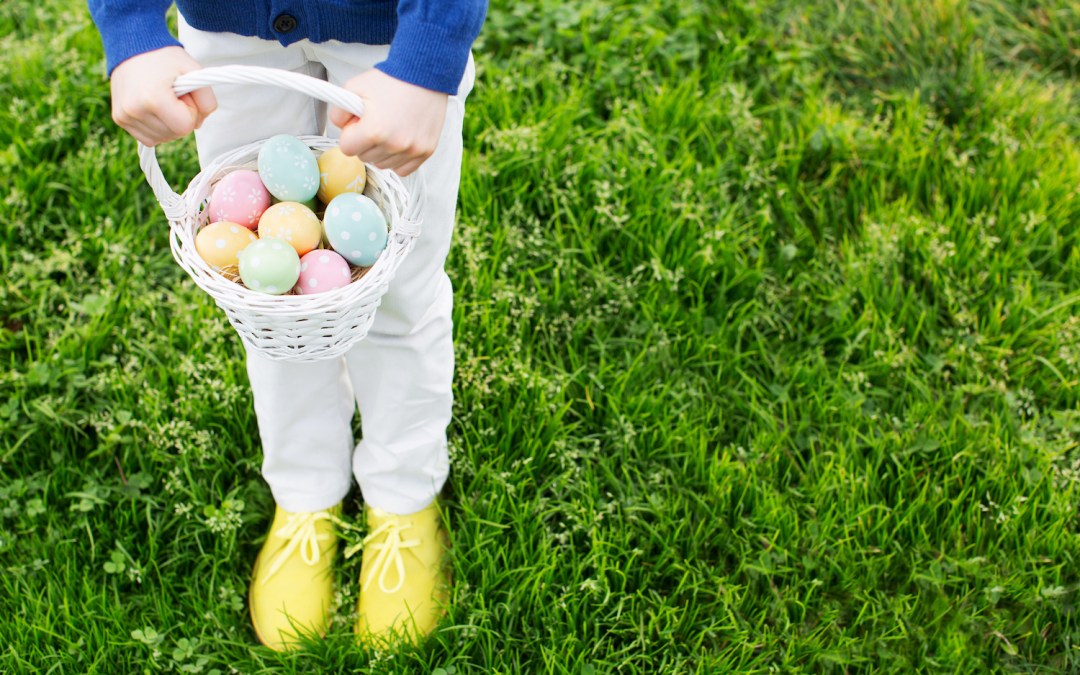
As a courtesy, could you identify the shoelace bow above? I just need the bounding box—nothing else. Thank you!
[261,510,335,585]
[343,515,421,595]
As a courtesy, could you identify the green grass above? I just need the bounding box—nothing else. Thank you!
[1,0,1078,671]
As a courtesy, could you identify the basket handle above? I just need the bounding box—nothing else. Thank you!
[137,65,368,218]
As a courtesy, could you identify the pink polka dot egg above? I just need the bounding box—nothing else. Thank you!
[294,249,353,295]
[207,170,271,229]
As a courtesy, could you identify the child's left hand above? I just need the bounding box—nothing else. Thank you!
[331,70,448,177]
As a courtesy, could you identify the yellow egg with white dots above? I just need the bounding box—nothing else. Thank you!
[258,201,322,257]
[317,147,367,204]
[195,221,258,270]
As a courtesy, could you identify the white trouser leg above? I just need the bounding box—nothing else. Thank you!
[177,18,473,515]
[315,44,474,515]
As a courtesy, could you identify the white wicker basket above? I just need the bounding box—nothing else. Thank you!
[137,65,423,362]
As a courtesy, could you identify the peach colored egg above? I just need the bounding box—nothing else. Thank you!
[207,170,270,229]
[317,147,367,204]
[257,201,322,257]
[195,221,258,270]
[295,249,353,295]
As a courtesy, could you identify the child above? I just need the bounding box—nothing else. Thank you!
[86,0,486,651]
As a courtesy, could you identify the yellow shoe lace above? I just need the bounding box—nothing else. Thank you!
[261,510,335,585]
[344,513,421,594]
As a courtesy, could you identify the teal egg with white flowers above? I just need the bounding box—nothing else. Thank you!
[257,135,320,202]
[323,193,388,267]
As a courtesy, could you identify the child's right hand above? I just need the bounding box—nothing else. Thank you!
[109,46,217,147]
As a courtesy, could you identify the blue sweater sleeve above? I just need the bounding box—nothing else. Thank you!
[375,0,487,95]
[86,0,182,75]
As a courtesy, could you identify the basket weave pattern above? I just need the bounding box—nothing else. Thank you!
[137,67,423,362]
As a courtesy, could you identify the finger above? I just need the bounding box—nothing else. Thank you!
[328,105,358,131]
[372,141,436,173]
[372,152,414,173]
[125,117,177,147]
[156,97,199,138]
[360,143,402,168]
[113,99,181,146]
[378,145,429,170]
[393,156,427,177]
[131,105,193,143]
[179,95,211,130]
[348,127,420,167]
[186,87,218,125]
[385,142,436,175]
[125,125,158,147]
[178,94,203,129]
[337,118,378,158]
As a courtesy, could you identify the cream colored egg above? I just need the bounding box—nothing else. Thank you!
[317,147,367,203]
[195,221,258,270]
[257,201,322,257]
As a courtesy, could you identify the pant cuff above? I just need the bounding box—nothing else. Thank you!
[359,490,438,516]
[270,483,351,513]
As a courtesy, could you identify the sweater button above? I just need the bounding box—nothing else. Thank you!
[272,14,298,33]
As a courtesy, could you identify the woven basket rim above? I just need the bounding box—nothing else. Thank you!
[167,135,418,317]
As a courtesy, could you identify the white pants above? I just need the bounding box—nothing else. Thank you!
[179,17,474,515]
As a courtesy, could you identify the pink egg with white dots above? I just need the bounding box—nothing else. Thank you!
[295,249,352,295]
[207,170,271,229]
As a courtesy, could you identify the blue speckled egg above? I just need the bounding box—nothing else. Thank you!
[323,193,388,267]
[257,135,320,203]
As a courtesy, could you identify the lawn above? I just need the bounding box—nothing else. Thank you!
[0,0,1078,672]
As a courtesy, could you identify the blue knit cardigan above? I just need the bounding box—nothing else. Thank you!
[87,0,486,94]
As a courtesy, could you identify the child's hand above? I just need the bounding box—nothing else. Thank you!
[110,46,217,147]
[330,70,448,177]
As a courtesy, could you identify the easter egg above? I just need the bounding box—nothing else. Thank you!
[323,193,388,267]
[295,250,353,295]
[206,170,271,229]
[317,147,367,204]
[195,221,258,270]
[238,237,301,295]
[257,135,320,203]
[257,202,322,256]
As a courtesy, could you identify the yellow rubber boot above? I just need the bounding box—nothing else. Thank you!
[249,504,340,651]
[353,502,450,646]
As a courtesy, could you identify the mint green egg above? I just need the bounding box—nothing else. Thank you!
[257,135,320,203]
[238,237,302,295]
